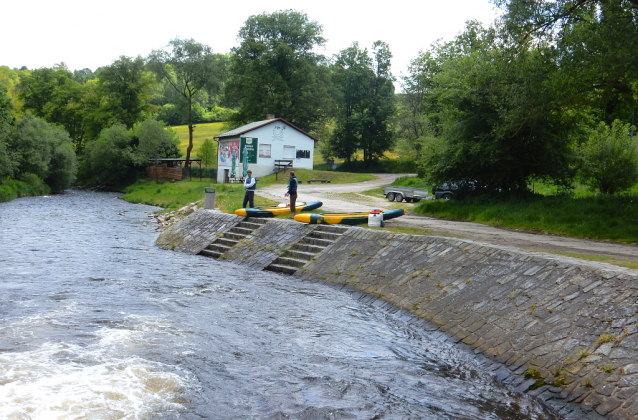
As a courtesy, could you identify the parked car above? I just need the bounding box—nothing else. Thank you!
[432,180,490,200]
[383,185,428,202]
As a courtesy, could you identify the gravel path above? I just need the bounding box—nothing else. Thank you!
[256,174,638,265]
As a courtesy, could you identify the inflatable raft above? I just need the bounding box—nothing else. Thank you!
[235,201,323,217]
[293,209,405,225]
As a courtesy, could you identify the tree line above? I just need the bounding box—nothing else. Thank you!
[2,3,638,196]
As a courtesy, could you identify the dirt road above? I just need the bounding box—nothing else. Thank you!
[257,174,638,266]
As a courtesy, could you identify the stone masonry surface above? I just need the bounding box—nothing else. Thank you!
[157,211,638,419]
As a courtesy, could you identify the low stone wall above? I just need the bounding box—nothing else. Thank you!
[157,211,638,419]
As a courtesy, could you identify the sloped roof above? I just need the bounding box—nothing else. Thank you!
[214,118,319,142]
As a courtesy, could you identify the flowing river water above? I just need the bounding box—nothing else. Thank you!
[0,190,563,419]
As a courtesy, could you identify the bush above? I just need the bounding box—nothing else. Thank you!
[79,123,145,186]
[579,120,638,194]
[10,115,77,193]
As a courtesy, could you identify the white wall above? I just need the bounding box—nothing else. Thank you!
[216,121,316,183]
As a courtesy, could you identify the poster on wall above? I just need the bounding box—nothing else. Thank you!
[240,137,258,163]
[258,143,271,158]
[218,140,240,167]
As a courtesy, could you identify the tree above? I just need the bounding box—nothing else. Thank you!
[10,115,77,192]
[196,138,216,167]
[136,119,181,175]
[97,56,156,130]
[328,42,396,166]
[579,120,638,194]
[79,123,144,186]
[495,0,638,124]
[148,39,226,172]
[0,85,16,178]
[226,10,333,132]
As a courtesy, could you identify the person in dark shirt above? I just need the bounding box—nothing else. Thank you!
[242,170,256,208]
[284,171,298,218]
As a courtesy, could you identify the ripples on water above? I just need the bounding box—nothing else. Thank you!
[0,190,561,419]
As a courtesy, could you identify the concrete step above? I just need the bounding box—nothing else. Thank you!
[230,227,254,235]
[207,243,231,253]
[265,264,298,275]
[275,257,307,268]
[287,249,316,261]
[239,222,262,230]
[302,237,333,247]
[224,232,247,241]
[199,249,222,259]
[316,225,350,234]
[310,231,342,241]
[292,243,326,254]
[218,238,239,247]
[245,217,269,224]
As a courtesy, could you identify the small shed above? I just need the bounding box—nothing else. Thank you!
[147,158,202,181]
[214,116,318,183]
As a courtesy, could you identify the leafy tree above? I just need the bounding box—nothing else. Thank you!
[148,39,226,171]
[79,123,144,186]
[226,10,333,132]
[17,65,87,150]
[328,42,396,166]
[495,0,638,124]
[579,120,638,194]
[10,115,77,192]
[196,138,216,167]
[0,85,16,178]
[97,56,157,129]
[136,119,181,162]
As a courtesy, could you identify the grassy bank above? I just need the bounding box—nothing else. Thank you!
[172,122,228,157]
[413,194,638,244]
[120,170,376,213]
[0,176,52,202]
[120,179,276,213]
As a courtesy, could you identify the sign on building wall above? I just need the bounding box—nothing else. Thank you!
[240,137,258,163]
[218,140,240,167]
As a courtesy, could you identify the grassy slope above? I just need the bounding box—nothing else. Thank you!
[173,122,228,160]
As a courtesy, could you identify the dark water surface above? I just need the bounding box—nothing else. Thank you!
[0,190,561,419]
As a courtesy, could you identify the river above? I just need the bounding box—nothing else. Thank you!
[0,190,561,419]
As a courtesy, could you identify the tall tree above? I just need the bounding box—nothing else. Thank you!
[148,39,226,170]
[494,0,638,124]
[0,85,16,178]
[226,10,333,132]
[97,56,157,130]
[328,42,396,166]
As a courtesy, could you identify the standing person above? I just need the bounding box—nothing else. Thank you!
[242,170,256,208]
[284,171,298,218]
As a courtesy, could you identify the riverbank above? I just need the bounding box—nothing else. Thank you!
[158,210,638,420]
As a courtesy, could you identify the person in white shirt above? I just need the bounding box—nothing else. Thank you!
[242,170,256,208]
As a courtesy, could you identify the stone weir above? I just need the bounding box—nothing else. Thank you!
[157,210,638,420]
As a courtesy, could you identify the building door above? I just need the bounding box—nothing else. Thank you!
[224,169,229,183]
[283,146,295,160]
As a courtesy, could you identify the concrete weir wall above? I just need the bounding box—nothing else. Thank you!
[158,210,638,419]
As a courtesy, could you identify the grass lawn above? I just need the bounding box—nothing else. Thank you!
[120,169,376,214]
[412,193,638,244]
[120,178,277,214]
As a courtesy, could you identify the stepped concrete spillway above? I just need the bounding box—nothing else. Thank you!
[157,209,638,420]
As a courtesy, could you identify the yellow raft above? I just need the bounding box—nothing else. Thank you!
[235,201,323,217]
[294,209,405,225]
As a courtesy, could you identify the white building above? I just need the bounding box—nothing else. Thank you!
[214,116,318,183]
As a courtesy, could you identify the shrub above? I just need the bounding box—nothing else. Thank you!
[579,120,638,194]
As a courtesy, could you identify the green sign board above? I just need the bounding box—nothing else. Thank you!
[240,137,258,164]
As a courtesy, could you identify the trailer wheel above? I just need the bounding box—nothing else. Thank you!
[395,193,404,202]
[412,198,421,203]
[405,198,412,203]
[386,192,395,202]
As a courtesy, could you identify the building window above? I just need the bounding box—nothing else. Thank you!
[259,143,271,158]
[296,150,310,159]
